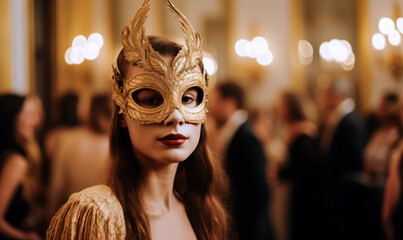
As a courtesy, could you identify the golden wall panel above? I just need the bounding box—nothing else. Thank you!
[0,0,11,92]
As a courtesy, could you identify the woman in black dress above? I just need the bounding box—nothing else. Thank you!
[383,103,403,240]
[0,94,41,239]
[274,91,320,240]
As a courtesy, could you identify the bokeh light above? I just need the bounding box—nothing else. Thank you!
[256,50,273,66]
[65,33,104,64]
[329,39,349,62]
[298,40,313,58]
[84,42,100,60]
[298,40,313,65]
[372,33,386,50]
[319,39,355,70]
[71,46,85,64]
[251,36,269,55]
[235,36,273,65]
[88,33,104,49]
[319,42,333,61]
[72,35,87,48]
[235,39,250,57]
[388,29,401,46]
[379,17,395,35]
[203,52,218,75]
[341,40,352,55]
[65,47,73,65]
[397,18,403,34]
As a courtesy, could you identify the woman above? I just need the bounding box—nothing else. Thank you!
[274,91,319,240]
[47,0,230,239]
[382,100,403,240]
[44,92,80,162]
[47,94,112,217]
[364,93,402,183]
[383,150,403,240]
[0,94,41,239]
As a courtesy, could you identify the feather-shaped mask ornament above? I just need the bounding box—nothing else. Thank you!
[112,0,208,125]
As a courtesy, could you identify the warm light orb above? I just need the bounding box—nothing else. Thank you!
[329,39,348,63]
[203,57,217,75]
[298,40,313,58]
[341,61,355,71]
[379,17,396,35]
[344,52,355,67]
[397,18,403,34]
[235,39,251,57]
[88,33,104,49]
[72,35,87,48]
[372,33,386,50]
[299,54,313,65]
[248,47,258,58]
[66,33,103,64]
[236,37,272,65]
[251,36,269,55]
[341,40,352,55]
[256,50,273,66]
[341,53,355,71]
[71,46,85,64]
[65,47,73,64]
[84,42,100,60]
[388,29,401,46]
[319,42,333,61]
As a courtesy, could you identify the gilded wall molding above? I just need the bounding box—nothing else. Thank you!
[357,0,370,114]
[0,0,11,92]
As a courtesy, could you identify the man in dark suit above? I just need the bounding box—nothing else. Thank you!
[209,82,272,240]
[318,76,367,240]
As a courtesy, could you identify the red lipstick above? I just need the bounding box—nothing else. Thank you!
[158,133,188,147]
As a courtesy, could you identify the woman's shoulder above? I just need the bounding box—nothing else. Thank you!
[0,143,27,163]
[70,185,121,209]
[47,184,126,239]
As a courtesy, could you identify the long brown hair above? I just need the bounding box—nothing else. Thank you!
[107,36,230,240]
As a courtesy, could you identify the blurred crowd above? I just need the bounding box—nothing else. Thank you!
[1,74,403,240]
[0,92,111,239]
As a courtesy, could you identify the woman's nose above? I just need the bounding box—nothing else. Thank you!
[163,109,185,126]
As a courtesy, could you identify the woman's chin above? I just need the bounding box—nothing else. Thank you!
[157,149,191,164]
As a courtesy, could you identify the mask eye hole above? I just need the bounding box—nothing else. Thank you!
[132,89,164,109]
[182,87,203,108]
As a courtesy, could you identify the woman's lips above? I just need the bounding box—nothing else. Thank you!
[158,133,188,147]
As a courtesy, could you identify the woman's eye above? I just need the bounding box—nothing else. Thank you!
[142,96,160,106]
[182,95,195,103]
[182,88,199,108]
[132,89,164,109]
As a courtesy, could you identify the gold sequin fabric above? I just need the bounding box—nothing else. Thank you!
[47,185,126,239]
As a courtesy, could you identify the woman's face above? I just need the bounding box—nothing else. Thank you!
[124,55,202,165]
[15,97,38,142]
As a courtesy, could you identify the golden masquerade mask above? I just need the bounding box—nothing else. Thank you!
[112,0,208,125]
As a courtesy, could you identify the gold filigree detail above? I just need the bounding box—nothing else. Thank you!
[112,0,208,125]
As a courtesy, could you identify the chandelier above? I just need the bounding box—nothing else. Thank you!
[371,1,403,80]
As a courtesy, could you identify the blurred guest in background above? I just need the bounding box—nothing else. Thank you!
[44,92,80,161]
[0,94,41,239]
[317,76,367,240]
[382,100,403,240]
[364,93,402,184]
[366,93,400,141]
[47,94,112,217]
[209,81,273,240]
[383,150,403,240]
[274,91,319,240]
[20,96,47,235]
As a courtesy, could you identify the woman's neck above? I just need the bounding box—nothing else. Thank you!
[138,156,179,216]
